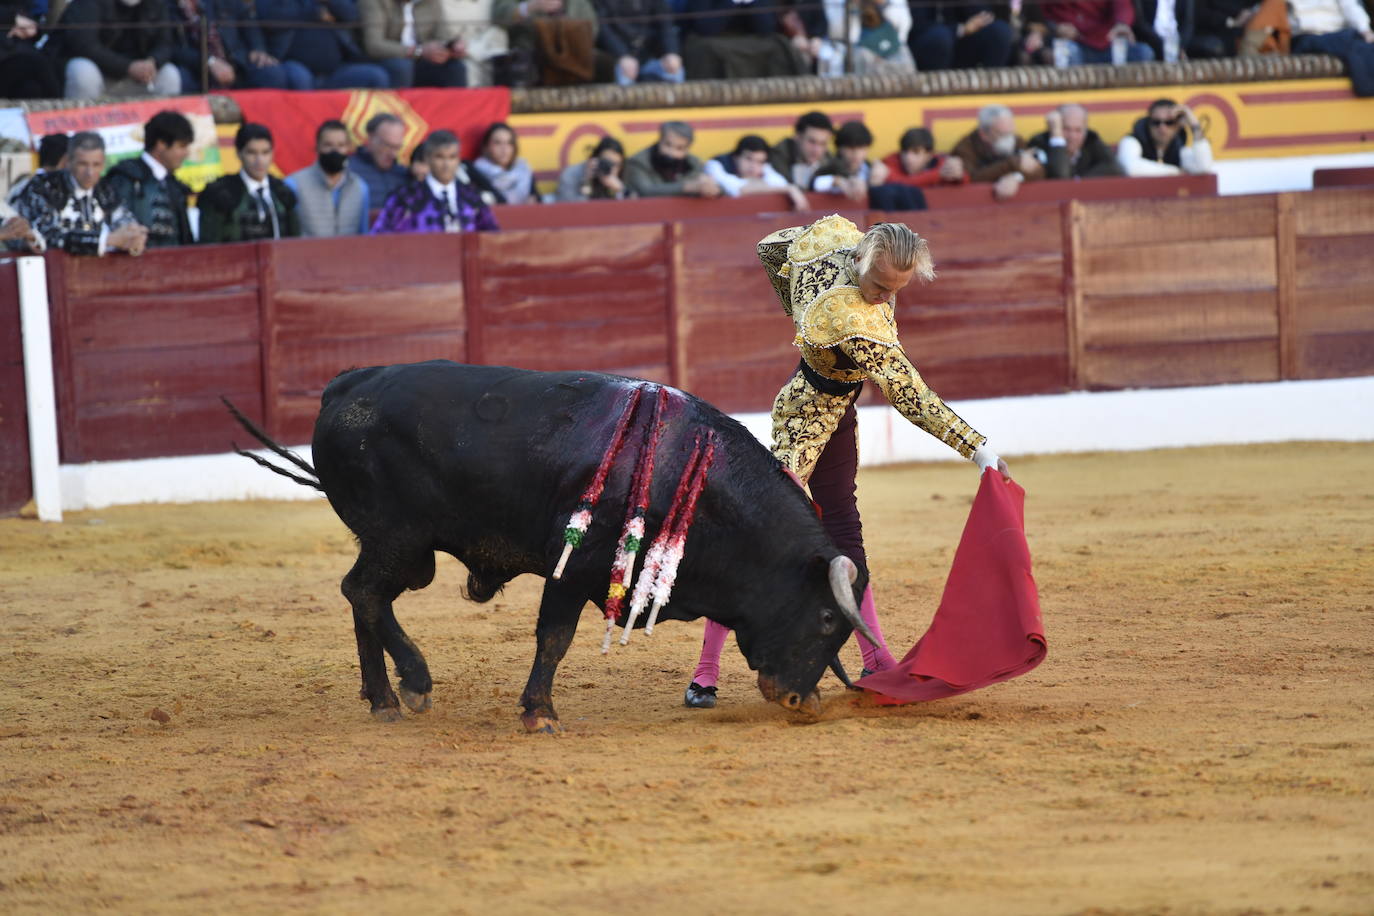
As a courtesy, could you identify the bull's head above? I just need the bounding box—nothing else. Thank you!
[742,553,872,717]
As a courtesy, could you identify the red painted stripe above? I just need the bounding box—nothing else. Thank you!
[1237,88,1355,104]
[518,124,559,137]
[620,112,864,133]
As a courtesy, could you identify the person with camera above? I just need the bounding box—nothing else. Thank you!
[1117,98,1214,176]
[555,136,629,201]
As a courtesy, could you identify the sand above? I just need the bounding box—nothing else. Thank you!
[1,442,1371,915]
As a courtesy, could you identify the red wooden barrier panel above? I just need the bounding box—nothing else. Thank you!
[492,193,799,230]
[922,174,1217,209]
[1311,167,1374,189]
[46,245,263,463]
[465,224,674,383]
[0,258,31,515]
[261,234,468,445]
[1289,187,1374,379]
[888,203,1072,401]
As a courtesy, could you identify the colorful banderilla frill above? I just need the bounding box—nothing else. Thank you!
[600,386,668,653]
[552,385,643,580]
[622,430,717,643]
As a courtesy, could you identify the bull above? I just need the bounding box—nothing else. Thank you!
[229,360,874,732]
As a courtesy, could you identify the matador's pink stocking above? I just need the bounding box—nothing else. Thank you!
[856,585,896,673]
[691,620,730,688]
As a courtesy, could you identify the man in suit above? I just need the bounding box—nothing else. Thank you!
[15,131,148,256]
[371,130,498,234]
[100,109,195,248]
[198,123,301,244]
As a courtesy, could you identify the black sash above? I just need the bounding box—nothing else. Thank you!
[798,358,863,397]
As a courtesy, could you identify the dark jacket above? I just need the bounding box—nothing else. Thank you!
[169,0,269,80]
[257,0,368,73]
[768,136,840,189]
[100,155,193,247]
[682,0,776,36]
[14,170,137,255]
[1127,115,1188,167]
[1027,128,1124,178]
[56,0,176,76]
[349,148,410,208]
[594,0,680,60]
[197,173,301,243]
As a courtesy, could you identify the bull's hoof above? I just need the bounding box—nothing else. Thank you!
[521,713,562,735]
[399,686,432,713]
[371,705,404,723]
[684,682,718,709]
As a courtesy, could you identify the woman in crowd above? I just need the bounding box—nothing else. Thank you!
[470,122,536,205]
[554,136,629,202]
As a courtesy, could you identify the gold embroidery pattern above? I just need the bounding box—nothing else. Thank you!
[843,339,986,460]
[784,214,864,267]
[756,226,806,316]
[769,371,857,483]
[800,286,900,350]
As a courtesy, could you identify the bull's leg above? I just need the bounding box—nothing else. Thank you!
[342,545,435,721]
[519,579,583,735]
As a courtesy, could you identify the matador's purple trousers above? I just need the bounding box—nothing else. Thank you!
[691,396,897,687]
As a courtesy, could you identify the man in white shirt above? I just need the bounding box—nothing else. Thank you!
[197,123,300,244]
[702,135,808,209]
[1117,98,1214,176]
[1289,0,1374,96]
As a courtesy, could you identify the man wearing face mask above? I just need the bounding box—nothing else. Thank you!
[623,121,721,199]
[286,120,372,237]
[56,0,183,98]
[950,103,1044,202]
[198,123,301,244]
[683,215,1012,708]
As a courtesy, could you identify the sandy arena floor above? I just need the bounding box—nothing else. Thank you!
[1,442,1372,915]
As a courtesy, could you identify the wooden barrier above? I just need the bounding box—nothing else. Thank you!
[1311,167,1374,188]
[3,186,1373,516]
[0,259,30,513]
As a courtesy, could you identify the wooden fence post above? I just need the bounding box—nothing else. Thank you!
[462,235,485,366]
[255,241,279,438]
[1275,192,1298,380]
[1061,199,1084,391]
[665,221,686,392]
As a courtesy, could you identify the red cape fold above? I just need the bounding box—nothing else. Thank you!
[857,469,1046,704]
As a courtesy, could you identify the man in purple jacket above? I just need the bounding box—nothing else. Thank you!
[371,129,499,234]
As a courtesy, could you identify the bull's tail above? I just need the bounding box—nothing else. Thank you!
[221,396,324,492]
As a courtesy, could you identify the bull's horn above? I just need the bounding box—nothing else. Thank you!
[828,556,879,646]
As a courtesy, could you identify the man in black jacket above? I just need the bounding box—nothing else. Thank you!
[57,0,182,98]
[100,110,195,248]
[594,0,684,85]
[197,123,301,244]
[1027,104,1123,179]
[15,131,148,256]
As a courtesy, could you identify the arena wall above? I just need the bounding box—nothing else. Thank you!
[4,186,1373,516]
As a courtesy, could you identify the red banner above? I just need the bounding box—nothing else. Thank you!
[223,87,511,176]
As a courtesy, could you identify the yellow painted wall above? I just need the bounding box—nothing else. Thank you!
[510,78,1373,182]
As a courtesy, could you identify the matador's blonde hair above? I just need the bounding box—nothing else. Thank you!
[854,222,935,283]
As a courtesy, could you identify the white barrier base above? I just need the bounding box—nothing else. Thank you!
[58,375,1374,512]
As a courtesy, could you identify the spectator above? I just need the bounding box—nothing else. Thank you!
[407,139,429,184]
[1117,98,1214,175]
[1037,0,1155,64]
[57,0,182,98]
[359,0,468,87]
[1189,0,1258,57]
[1,0,62,97]
[594,0,683,86]
[554,135,628,201]
[439,0,510,86]
[15,131,147,256]
[351,113,412,205]
[470,122,535,205]
[819,0,915,76]
[880,127,967,188]
[769,110,839,192]
[169,0,311,91]
[703,134,808,209]
[950,103,1044,200]
[198,123,300,244]
[779,0,828,73]
[1,200,41,252]
[680,0,811,79]
[1132,0,1194,61]
[1289,0,1374,96]
[285,119,371,237]
[257,0,390,87]
[815,120,927,211]
[1027,104,1124,178]
[493,0,599,86]
[623,121,721,198]
[372,129,499,233]
[907,2,1013,70]
[7,133,68,207]
[100,109,194,248]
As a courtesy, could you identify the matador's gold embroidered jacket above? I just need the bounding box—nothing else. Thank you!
[760,214,986,482]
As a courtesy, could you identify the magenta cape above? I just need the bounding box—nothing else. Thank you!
[856,469,1046,704]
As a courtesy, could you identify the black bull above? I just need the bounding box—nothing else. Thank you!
[230,360,871,731]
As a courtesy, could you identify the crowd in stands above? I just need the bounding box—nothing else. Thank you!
[2,0,1372,97]
[0,100,1219,255]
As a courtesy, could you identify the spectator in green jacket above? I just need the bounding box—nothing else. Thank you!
[99,109,195,248]
[198,123,301,244]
